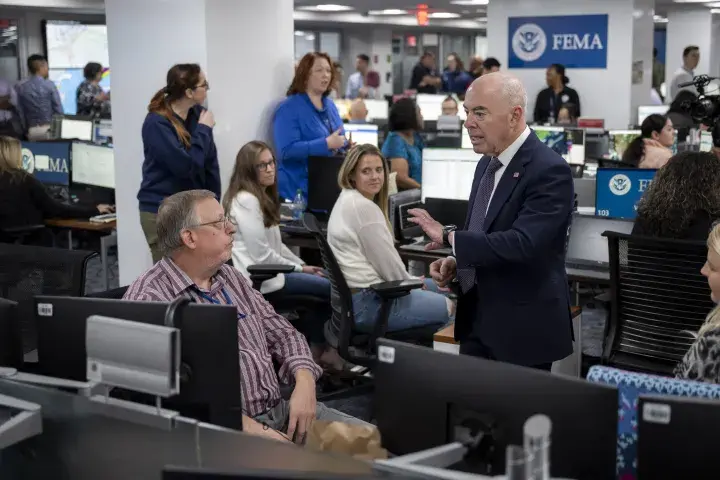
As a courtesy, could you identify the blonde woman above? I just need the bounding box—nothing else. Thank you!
[327,144,453,332]
[0,136,111,242]
[675,223,720,382]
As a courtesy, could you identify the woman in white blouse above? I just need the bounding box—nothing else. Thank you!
[327,144,453,332]
[223,141,343,369]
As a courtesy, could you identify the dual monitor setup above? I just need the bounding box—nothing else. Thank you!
[51,115,113,146]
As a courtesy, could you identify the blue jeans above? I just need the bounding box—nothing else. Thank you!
[278,272,331,345]
[352,279,450,332]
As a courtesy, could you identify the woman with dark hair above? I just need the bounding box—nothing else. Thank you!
[138,63,219,262]
[273,52,348,201]
[442,52,473,97]
[381,97,424,190]
[633,151,720,240]
[556,103,578,125]
[76,62,110,117]
[533,64,581,124]
[223,141,344,369]
[621,114,674,168]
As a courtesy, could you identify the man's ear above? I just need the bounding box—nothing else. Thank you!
[180,229,196,250]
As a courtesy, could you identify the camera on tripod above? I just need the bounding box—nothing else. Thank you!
[679,75,720,126]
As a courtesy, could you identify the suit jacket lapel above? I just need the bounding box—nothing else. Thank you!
[464,156,489,229]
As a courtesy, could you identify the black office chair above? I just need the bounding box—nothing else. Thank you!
[602,231,713,375]
[85,285,129,299]
[0,224,47,245]
[303,213,434,369]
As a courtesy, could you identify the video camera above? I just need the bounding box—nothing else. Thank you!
[679,75,720,126]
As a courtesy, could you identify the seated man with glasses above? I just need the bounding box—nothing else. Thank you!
[124,189,369,443]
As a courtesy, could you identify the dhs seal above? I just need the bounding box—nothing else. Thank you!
[21,148,34,173]
[609,174,631,196]
[512,23,547,63]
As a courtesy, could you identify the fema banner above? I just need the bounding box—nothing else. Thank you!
[508,14,609,69]
[21,141,71,186]
[595,168,657,220]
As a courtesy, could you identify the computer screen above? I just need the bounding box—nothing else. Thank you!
[565,213,634,266]
[606,130,641,161]
[71,142,115,189]
[363,99,388,121]
[638,105,669,125]
[565,128,586,165]
[20,141,71,186]
[421,148,479,201]
[61,118,93,141]
[343,123,378,147]
[595,168,657,219]
[415,94,467,122]
[93,119,113,145]
[533,126,583,165]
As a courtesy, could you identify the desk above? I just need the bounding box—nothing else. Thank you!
[433,306,584,376]
[45,218,117,291]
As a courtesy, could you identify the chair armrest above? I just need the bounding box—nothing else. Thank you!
[0,224,46,234]
[370,279,423,299]
[247,264,296,275]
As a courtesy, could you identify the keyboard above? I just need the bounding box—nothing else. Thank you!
[90,213,117,223]
[400,239,452,256]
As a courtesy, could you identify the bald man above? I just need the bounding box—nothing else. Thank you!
[409,73,574,370]
[348,99,368,124]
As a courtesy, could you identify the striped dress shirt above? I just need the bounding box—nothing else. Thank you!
[123,257,322,417]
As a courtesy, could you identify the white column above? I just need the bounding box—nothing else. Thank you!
[106,0,294,286]
[486,0,636,129]
[630,0,655,125]
[370,28,393,99]
[665,8,714,83]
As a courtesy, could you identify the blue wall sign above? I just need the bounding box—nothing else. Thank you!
[21,141,71,186]
[595,168,657,220]
[508,14,609,69]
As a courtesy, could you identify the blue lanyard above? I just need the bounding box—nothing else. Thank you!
[195,287,232,306]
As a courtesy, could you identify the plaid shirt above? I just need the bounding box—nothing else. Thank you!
[123,257,322,416]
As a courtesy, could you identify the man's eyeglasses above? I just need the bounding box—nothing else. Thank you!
[189,215,236,230]
[255,159,276,172]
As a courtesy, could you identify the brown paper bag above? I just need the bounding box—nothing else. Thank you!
[305,420,388,461]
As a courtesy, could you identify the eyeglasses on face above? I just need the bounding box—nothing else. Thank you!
[194,81,210,90]
[189,215,236,230]
[255,159,276,172]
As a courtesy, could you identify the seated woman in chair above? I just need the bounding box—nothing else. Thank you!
[0,136,112,244]
[327,144,453,333]
[633,151,720,241]
[621,114,674,169]
[223,140,344,370]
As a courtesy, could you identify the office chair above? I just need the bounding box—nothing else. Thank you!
[0,224,47,245]
[303,213,433,369]
[602,232,713,375]
[0,243,96,355]
[85,285,129,299]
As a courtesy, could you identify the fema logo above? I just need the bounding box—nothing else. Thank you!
[21,148,34,173]
[609,174,631,196]
[512,23,547,62]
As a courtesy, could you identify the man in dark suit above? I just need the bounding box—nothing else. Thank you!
[409,72,574,370]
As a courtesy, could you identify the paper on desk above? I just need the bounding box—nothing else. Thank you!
[34,154,50,170]
[306,420,388,461]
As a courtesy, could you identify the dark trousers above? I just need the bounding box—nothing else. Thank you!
[459,336,553,372]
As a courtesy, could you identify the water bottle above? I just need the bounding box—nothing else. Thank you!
[292,189,305,220]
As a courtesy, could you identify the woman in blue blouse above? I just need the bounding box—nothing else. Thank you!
[273,52,348,201]
[381,97,424,190]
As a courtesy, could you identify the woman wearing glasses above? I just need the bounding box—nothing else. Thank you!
[138,63,220,263]
[223,141,344,370]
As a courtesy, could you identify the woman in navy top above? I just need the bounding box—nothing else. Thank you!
[441,53,473,98]
[138,63,220,262]
[273,52,347,201]
[381,97,425,190]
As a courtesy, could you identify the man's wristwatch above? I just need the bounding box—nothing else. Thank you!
[442,225,457,248]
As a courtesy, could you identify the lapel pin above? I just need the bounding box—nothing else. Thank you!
[513,172,520,178]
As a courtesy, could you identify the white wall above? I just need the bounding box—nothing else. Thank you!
[665,8,712,84]
[630,0,655,125]
[711,15,720,78]
[486,0,635,129]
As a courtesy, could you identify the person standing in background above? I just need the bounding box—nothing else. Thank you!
[442,53,473,98]
[15,54,62,140]
[273,52,347,201]
[76,62,110,118]
[533,64,581,124]
[468,55,484,79]
[346,54,375,100]
[481,57,501,75]
[138,63,219,263]
[668,45,699,103]
[409,52,442,94]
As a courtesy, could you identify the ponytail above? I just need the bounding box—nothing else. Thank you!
[148,87,191,148]
[621,137,645,167]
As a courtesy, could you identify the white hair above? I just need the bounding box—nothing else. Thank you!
[500,75,528,111]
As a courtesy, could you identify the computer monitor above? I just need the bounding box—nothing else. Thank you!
[33,296,242,429]
[307,155,344,215]
[638,395,720,479]
[421,148,479,202]
[425,197,467,227]
[60,116,93,141]
[375,339,618,480]
[71,142,115,189]
[595,167,657,220]
[533,126,585,164]
[388,189,422,241]
[573,177,596,208]
[343,123,378,147]
[0,298,22,369]
[93,118,113,145]
[606,130,641,161]
[415,94,446,122]
[363,99,388,121]
[565,128,586,165]
[565,213,634,268]
[20,141,71,186]
[637,105,669,125]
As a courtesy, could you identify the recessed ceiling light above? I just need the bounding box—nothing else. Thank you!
[429,11,461,18]
[451,0,489,5]
[368,9,408,15]
[297,4,353,12]
[294,31,305,36]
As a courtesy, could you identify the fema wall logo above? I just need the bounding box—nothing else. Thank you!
[609,174,632,196]
[512,23,547,62]
[21,148,34,173]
